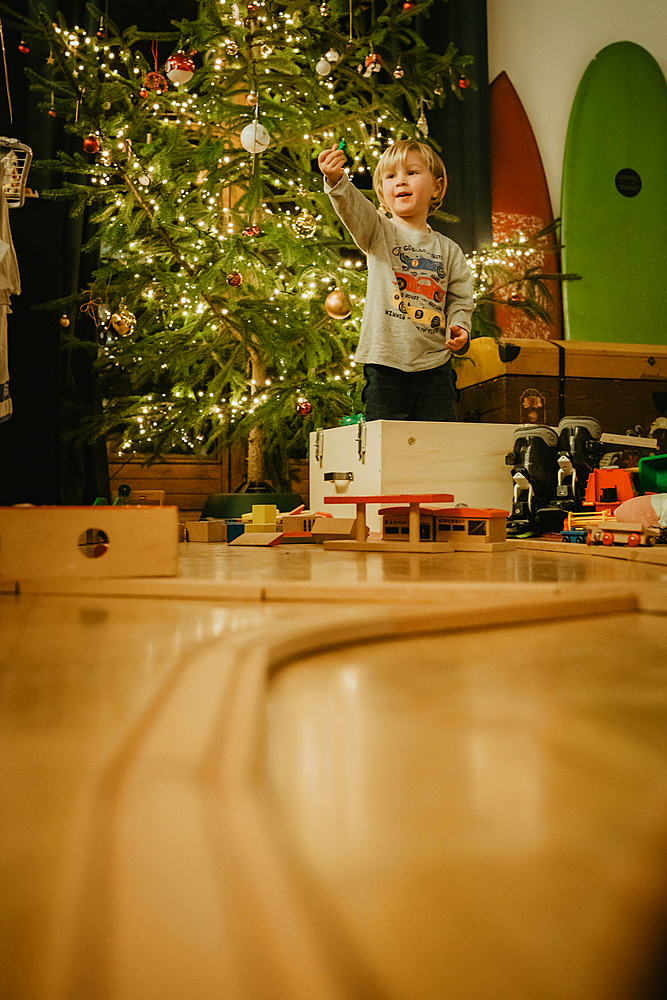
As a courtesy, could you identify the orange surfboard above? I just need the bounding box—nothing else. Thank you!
[489,71,562,340]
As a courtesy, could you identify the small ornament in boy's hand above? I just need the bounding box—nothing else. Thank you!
[297,400,312,416]
[337,139,347,151]
[227,271,243,287]
[324,288,351,319]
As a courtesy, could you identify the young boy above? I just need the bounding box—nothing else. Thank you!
[318,138,473,421]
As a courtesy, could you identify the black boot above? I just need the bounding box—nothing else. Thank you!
[505,425,559,536]
[552,416,604,509]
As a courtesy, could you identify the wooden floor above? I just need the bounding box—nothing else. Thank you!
[3,541,667,1000]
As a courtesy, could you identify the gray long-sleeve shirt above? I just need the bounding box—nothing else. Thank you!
[325,172,473,372]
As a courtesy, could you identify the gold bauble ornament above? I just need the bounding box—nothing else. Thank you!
[111,301,136,337]
[324,288,351,320]
[292,207,317,238]
[59,314,70,328]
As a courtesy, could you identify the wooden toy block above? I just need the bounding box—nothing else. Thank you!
[185,520,226,542]
[245,521,277,533]
[278,532,315,544]
[252,504,278,524]
[279,514,318,533]
[228,531,283,547]
[310,517,360,543]
[0,506,178,580]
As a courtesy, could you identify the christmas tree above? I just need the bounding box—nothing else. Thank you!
[13,0,565,488]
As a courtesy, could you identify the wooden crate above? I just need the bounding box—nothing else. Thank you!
[457,338,667,438]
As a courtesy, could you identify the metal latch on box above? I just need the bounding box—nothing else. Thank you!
[324,472,354,482]
[314,427,325,464]
[357,418,366,461]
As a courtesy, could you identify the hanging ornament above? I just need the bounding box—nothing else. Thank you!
[403,2,416,10]
[138,174,151,187]
[362,53,382,78]
[143,71,168,94]
[458,74,470,90]
[225,39,239,57]
[324,288,351,320]
[292,208,317,238]
[18,39,29,55]
[165,52,195,84]
[48,92,56,117]
[226,271,243,287]
[260,43,273,58]
[96,17,106,40]
[243,224,261,236]
[240,120,270,153]
[297,400,312,416]
[509,291,523,303]
[393,58,404,80]
[111,301,136,337]
[139,88,148,99]
[246,2,259,15]
[316,57,332,76]
[325,49,340,64]
[59,314,70,328]
[246,90,258,106]
[416,97,432,136]
[83,134,100,154]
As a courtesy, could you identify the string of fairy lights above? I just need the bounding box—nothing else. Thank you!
[38,1,511,454]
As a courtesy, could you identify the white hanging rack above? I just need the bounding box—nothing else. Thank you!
[0,137,34,207]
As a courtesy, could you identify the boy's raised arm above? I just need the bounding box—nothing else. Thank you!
[318,143,346,186]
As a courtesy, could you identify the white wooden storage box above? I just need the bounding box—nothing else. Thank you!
[309,420,519,530]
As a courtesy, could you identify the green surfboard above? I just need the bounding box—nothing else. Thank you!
[561,41,667,344]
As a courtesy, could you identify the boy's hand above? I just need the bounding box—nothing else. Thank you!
[318,143,346,186]
[445,326,469,352]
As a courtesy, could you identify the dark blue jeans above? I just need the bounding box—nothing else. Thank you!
[362,362,458,421]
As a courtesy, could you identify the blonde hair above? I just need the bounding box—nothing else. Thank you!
[373,139,448,215]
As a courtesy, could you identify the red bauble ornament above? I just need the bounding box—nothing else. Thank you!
[143,71,168,94]
[402,2,415,10]
[243,224,261,236]
[83,134,100,154]
[297,400,312,416]
[165,52,195,84]
[18,40,29,55]
[458,74,470,89]
[226,271,243,287]
[139,88,148,99]
[247,3,259,15]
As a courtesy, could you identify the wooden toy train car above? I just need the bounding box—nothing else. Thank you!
[585,520,660,547]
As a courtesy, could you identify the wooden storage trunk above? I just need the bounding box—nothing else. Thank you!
[309,420,517,530]
[456,338,667,438]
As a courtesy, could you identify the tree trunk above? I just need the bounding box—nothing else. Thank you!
[246,350,266,486]
[247,424,264,484]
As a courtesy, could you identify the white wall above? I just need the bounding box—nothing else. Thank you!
[486,0,667,210]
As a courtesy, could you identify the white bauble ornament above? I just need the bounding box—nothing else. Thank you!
[165,52,195,84]
[325,49,340,63]
[316,57,332,76]
[240,121,271,153]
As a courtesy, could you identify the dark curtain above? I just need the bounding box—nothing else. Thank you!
[0,0,108,504]
[422,0,492,256]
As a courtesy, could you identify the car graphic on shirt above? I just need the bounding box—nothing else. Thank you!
[395,272,444,302]
[391,292,442,328]
[394,250,446,280]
